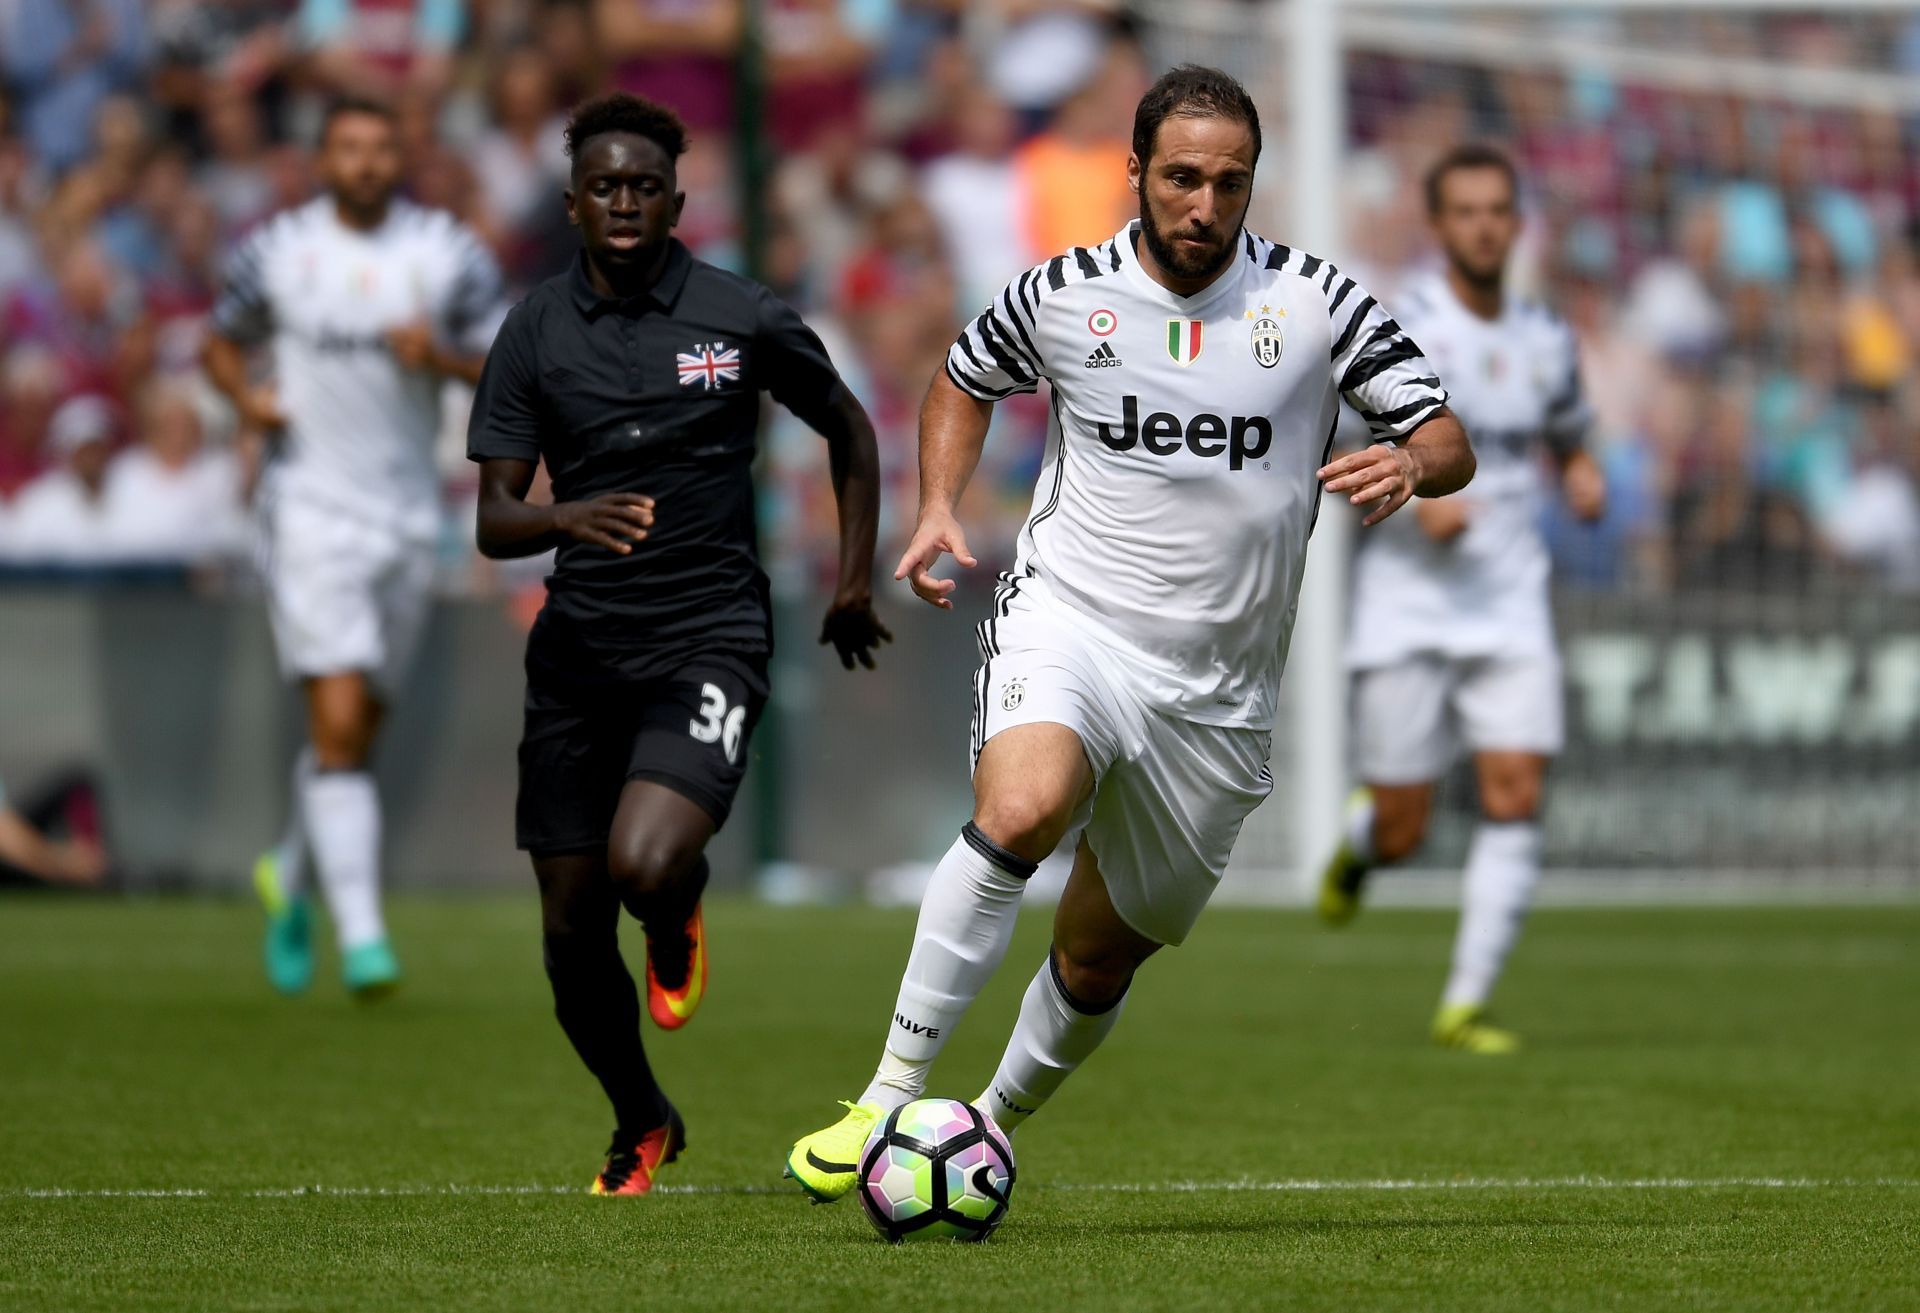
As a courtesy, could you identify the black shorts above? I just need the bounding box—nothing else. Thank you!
[516,639,769,854]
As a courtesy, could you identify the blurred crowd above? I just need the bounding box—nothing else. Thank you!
[1342,16,1920,595]
[0,2,1916,597]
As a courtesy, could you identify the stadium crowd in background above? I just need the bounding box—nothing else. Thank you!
[0,2,1916,595]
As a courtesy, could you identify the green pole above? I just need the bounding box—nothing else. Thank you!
[735,0,783,878]
[736,0,771,284]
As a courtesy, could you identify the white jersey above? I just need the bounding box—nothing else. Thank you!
[211,197,508,538]
[946,222,1449,729]
[1347,273,1591,669]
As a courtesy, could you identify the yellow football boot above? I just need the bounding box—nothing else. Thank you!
[1317,788,1376,927]
[783,1100,883,1203]
[1433,1003,1522,1056]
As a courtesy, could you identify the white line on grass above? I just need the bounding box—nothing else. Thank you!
[1049,1177,1920,1192]
[10,1177,1918,1201]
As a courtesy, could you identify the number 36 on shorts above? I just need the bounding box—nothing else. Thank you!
[689,683,747,764]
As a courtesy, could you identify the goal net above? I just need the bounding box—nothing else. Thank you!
[1136,2,1920,902]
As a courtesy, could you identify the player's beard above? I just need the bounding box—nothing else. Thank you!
[332,177,395,228]
[1446,238,1508,295]
[1139,192,1239,283]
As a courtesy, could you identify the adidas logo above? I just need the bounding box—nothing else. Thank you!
[1083,341,1123,369]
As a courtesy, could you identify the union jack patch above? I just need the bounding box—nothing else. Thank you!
[676,342,741,390]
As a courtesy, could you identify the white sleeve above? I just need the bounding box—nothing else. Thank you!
[443,224,510,355]
[1329,274,1449,442]
[209,227,275,346]
[943,263,1049,400]
[1542,320,1593,455]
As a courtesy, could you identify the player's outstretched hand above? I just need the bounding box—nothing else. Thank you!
[1414,496,1471,543]
[553,493,655,554]
[1319,445,1422,527]
[386,321,436,371]
[1563,453,1607,522]
[240,384,287,434]
[819,593,893,671]
[54,838,108,886]
[894,510,977,610]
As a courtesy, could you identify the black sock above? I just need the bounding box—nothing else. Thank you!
[621,855,710,940]
[542,928,667,1137]
[621,857,709,993]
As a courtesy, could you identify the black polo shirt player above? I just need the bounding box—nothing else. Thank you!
[469,93,887,1196]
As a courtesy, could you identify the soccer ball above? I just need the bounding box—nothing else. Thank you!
[857,1098,1016,1243]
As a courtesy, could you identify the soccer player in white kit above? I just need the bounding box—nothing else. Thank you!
[786,66,1475,1195]
[1317,144,1605,1055]
[203,99,508,998]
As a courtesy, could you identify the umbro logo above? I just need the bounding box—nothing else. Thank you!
[1083,341,1123,369]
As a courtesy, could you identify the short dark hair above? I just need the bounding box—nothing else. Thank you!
[564,93,689,169]
[1131,65,1261,168]
[319,95,396,143]
[1424,143,1518,214]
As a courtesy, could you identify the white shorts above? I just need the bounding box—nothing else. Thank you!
[260,494,436,698]
[1350,650,1564,785]
[971,580,1274,947]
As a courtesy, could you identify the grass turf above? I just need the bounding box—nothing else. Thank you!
[1,896,1916,1311]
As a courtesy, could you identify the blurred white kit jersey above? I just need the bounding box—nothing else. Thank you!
[946,222,1450,730]
[212,197,507,538]
[1347,272,1591,669]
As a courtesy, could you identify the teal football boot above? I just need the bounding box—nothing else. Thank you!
[254,850,314,996]
[342,937,401,1001]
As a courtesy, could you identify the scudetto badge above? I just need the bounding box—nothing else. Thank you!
[1250,317,1284,368]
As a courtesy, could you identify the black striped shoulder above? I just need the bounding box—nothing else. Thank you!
[253,201,318,254]
[1006,233,1123,339]
[224,201,312,283]
[1395,280,1441,321]
[1512,296,1566,336]
[1249,234,1348,299]
[1249,235,1388,360]
[393,200,468,249]
[1039,234,1123,292]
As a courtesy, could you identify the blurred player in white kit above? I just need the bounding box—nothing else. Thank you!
[203,98,507,998]
[1319,144,1606,1053]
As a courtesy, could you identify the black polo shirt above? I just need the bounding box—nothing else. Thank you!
[468,240,850,680]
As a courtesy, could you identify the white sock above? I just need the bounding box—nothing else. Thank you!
[976,950,1127,1132]
[302,770,386,951]
[1344,790,1377,864]
[859,824,1035,1110]
[1442,821,1542,1009]
[276,748,314,897]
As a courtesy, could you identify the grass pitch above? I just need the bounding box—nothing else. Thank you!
[1,895,1916,1311]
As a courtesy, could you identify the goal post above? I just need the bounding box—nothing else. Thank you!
[1284,0,1351,907]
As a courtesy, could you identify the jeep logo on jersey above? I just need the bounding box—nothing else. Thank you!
[1250,317,1284,368]
[1166,318,1204,366]
[1096,395,1273,470]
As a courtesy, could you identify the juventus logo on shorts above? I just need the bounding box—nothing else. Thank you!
[1001,679,1026,712]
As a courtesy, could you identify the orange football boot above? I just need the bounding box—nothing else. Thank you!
[645,902,707,1030]
[590,1105,686,1196]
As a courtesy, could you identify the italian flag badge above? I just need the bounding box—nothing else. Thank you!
[1165,318,1204,366]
